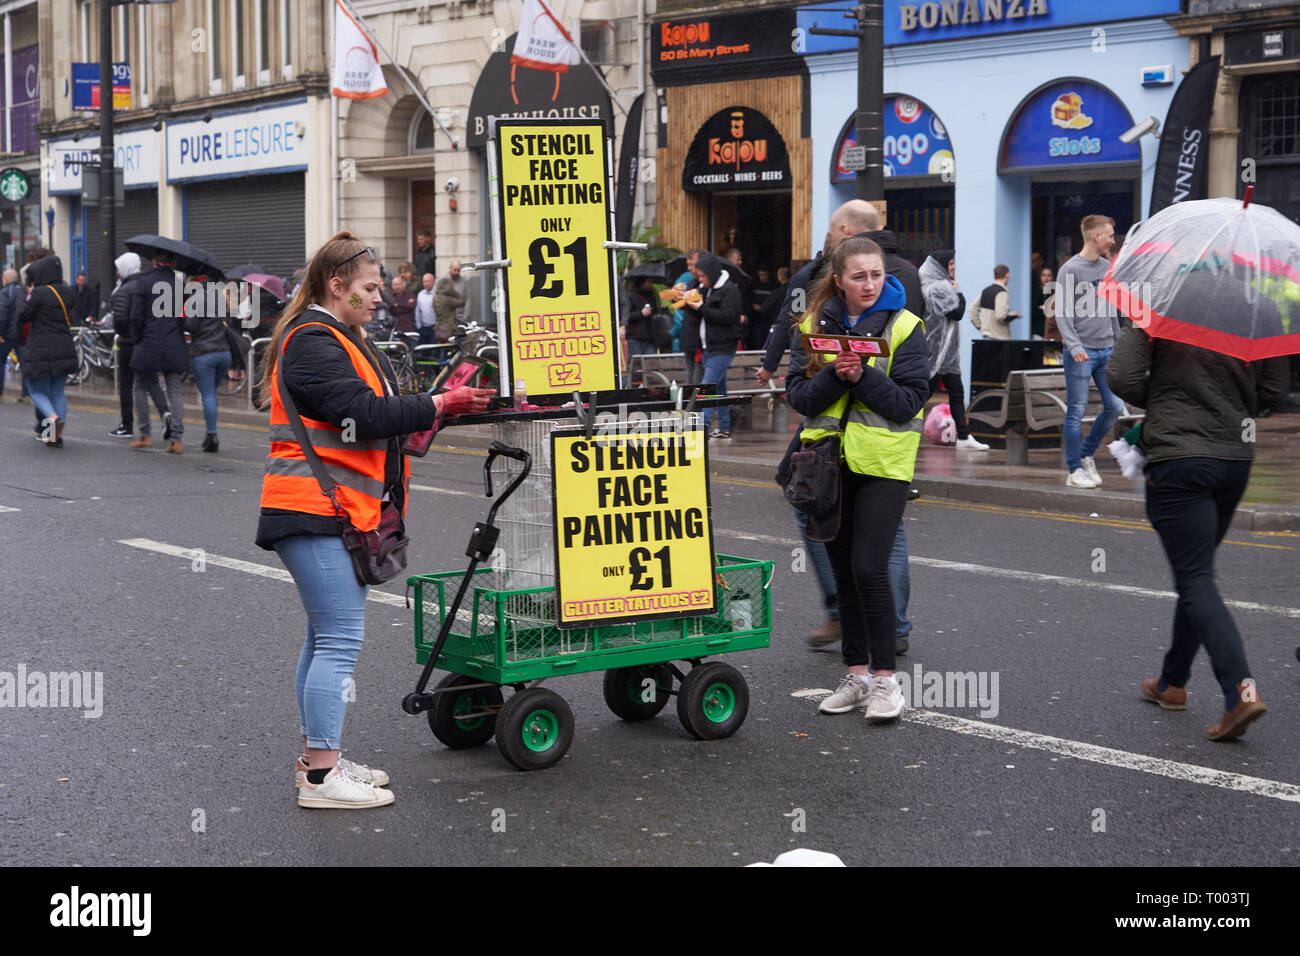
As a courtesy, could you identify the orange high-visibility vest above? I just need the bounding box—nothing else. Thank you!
[260,320,408,531]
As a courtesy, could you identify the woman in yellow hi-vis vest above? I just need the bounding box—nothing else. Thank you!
[255,232,492,809]
[785,237,931,720]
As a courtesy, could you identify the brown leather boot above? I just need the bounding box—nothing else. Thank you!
[1140,678,1187,711]
[129,435,153,449]
[1206,681,1266,741]
[166,441,183,454]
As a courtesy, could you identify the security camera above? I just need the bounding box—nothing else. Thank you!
[1120,116,1160,144]
[444,176,460,193]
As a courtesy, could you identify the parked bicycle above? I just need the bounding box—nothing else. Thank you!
[68,318,116,386]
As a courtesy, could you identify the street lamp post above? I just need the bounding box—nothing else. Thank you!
[99,0,115,314]
[809,1,884,203]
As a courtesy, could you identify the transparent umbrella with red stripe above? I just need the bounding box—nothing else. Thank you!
[1099,189,1300,361]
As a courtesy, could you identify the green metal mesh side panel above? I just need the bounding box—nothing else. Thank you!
[412,556,771,669]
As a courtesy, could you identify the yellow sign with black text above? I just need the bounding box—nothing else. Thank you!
[493,119,619,399]
[551,425,716,627]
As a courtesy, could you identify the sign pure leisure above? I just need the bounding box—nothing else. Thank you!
[495,120,619,397]
[551,426,716,627]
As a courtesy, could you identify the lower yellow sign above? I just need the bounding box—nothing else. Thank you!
[551,424,716,627]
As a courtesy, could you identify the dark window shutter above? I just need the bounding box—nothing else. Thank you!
[183,172,306,279]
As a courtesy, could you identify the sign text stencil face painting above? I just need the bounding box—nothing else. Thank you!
[495,120,620,397]
[551,426,717,627]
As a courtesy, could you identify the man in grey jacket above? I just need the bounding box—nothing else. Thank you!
[1054,214,1127,489]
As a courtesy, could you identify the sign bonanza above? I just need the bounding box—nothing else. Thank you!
[492,118,620,398]
[551,425,716,627]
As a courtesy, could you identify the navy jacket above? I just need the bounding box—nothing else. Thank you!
[255,310,440,550]
[0,280,22,343]
[785,275,932,446]
[128,265,190,374]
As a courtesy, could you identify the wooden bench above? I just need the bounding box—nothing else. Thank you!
[967,368,1143,466]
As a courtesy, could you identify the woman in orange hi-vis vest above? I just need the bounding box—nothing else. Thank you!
[256,232,493,810]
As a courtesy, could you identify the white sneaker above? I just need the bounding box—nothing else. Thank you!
[297,764,395,809]
[1081,456,1102,485]
[296,754,389,788]
[865,675,905,720]
[819,673,872,714]
[1066,468,1099,489]
[955,435,990,451]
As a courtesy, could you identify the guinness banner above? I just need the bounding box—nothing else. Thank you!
[681,106,791,193]
[1149,57,1220,216]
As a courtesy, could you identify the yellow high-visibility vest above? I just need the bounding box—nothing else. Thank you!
[797,309,925,482]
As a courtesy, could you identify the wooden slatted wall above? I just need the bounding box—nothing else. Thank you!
[656,75,811,262]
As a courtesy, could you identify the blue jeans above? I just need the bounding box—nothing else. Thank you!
[889,524,912,642]
[1064,347,1125,472]
[191,350,232,434]
[794,507,839,621]
[700,350,734,432]
[274,534,369,750]
[27,375,68,427]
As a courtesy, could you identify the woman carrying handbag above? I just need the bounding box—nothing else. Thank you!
[784,237,931,720]
[17,252,78,447]
[256,231,492,810]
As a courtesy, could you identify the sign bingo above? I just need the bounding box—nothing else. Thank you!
[492,119,620,398]
[551,425,716,627]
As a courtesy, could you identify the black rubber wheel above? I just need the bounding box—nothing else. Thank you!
[602,664,673,722]
[495,687,574,771]
[428,673,503,749]
[676,662,749,740]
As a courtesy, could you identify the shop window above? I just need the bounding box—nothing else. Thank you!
[208,0,223,94]
[280,0,294,80]
[579,19,625,66]
[231,0,246,91]
[411,112,436,153]
[255,0,271,84]
[1242,74,1300,159]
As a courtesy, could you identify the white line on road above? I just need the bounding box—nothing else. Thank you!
[790,689,1300,804]
[0,505,19,513]
[118,538,408,607]
[720,530,1300,619]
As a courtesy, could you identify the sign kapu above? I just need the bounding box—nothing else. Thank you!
[681,106,792,192]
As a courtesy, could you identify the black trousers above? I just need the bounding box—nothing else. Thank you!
[1145,457,1253,698]
[929,373,970,440]
[825,470,910,670]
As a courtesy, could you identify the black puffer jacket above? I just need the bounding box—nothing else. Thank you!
[255,309,440,550]
[184,282,235,356]
[109,273,146,345]
[694,254,744,355]
[128,264,189,374]
[17,255,77,378]
[1107,325,1289,464]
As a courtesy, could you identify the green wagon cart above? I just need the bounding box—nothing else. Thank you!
[401,440,773,771]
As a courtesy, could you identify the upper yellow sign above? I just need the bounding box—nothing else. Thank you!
[493,120,619,398]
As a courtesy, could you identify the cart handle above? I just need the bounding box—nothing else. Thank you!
[482,442,532,524]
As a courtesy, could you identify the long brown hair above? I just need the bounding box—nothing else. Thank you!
[794,236,884,375]
[257,230,378,409]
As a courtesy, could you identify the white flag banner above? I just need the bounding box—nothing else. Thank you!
[332,0,387,100]
[510,0,573,73]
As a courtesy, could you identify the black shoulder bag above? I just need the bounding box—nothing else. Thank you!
[277,368,410,586]
[783,400,853,543]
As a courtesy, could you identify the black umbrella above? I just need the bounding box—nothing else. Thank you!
[624,263,669,282]
[124,234,225,280]
[664,255,689,280]
[226,263,268,279]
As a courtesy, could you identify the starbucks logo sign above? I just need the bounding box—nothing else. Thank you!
[0,168,29,202]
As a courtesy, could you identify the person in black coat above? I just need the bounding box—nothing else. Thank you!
[685,252,744,438]
[71,272,99,323]
[107,251,168,438]
[0,267,25,403]
[126,258,189,452]
[18,254,77,446]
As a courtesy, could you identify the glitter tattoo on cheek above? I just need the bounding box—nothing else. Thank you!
[349,292,364,310]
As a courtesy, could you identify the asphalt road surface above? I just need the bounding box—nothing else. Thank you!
[2,398,1297,868]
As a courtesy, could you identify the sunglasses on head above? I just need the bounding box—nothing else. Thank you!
[333,246,377,276]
